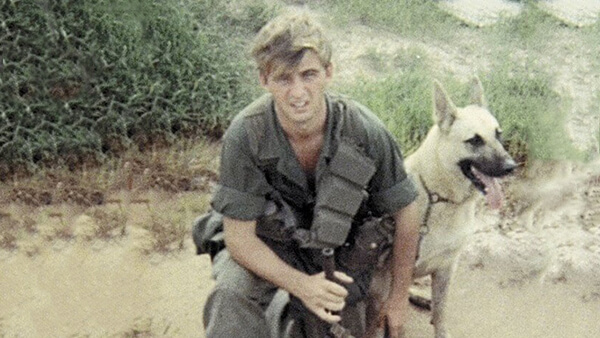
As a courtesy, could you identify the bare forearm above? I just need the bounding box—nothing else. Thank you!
[389,202,420,300]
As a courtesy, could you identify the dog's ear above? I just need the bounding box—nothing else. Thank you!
[470,76,487,107]
[433,80,457,133]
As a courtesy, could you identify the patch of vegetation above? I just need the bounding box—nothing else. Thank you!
[87,208,127,240]
[340,46,580,162]
[121,317,177,337]
[323,0,459,39]
[0,0,272,177]
[47,212,75,241]
[487,2,565,54]
[341,48,462,155]
[0,214,19,251]
[484,60,583,162]
[142,213,188,254]
[0,213,39,251]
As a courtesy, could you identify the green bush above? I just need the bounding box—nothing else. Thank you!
[341,48,465,155]
[339,48,579,162]
[484,61,583,162]
[0,0,268,175]
[341,50,433,155]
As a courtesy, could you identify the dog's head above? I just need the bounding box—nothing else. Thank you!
[432,77,517,208]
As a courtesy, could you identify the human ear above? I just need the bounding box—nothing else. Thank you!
[325,63,334,79]
[259,71,269,87]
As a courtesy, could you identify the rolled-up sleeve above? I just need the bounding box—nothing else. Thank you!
[210,118,271,220]
[371,174,418,214]
[359,109,418,215]
[211,184,266,220]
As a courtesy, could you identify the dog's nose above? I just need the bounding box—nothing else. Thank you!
[503,158,518,174]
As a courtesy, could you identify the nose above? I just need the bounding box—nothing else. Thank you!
[289,77,306,98]
[502,158,518,175]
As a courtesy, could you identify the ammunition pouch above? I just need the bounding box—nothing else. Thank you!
[302,141,376,249]
[338,216,395,272]
[193,194,298,260]
[255,195,298,242]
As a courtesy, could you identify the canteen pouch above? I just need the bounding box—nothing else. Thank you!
[192,210,225,260]
[303,141,376,249]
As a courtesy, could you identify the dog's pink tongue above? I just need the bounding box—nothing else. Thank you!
[473,168,504,209]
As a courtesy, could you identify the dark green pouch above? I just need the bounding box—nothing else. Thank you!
[192,210,225,259]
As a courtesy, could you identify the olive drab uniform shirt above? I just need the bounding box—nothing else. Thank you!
[210,93,417,301]
[212,93,417,221]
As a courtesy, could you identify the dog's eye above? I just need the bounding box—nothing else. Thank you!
[465,134,484,147]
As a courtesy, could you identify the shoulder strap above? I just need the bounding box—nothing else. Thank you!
[244,114,265,159]
[242,95,272,158]
[331,94,369,149]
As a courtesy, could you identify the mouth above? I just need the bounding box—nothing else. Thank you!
[459,159,516,209]
[290,101,308,110]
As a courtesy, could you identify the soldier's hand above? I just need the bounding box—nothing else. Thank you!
[295,271,354,323]
[378,295,409,338]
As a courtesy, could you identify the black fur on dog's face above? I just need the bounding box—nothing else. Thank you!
[458,129,516,194]
[459,156,516,194]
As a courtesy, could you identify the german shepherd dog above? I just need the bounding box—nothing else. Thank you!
[366,77,517,338]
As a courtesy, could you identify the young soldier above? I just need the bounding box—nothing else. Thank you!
[201,9,420,338]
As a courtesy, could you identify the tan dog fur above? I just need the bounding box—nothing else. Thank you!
[366,78,517,338]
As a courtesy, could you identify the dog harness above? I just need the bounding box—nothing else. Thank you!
[418,175,458,236]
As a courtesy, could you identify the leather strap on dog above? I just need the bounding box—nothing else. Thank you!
[418,175,457,235]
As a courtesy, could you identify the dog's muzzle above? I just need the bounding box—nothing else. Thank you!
[459,158,517,209]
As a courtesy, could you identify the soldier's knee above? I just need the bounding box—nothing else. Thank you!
[203,287,272,337]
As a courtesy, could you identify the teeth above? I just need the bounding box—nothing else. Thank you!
[291,102,307,108]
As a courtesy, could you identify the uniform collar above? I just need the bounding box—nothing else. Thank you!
[257,94,338,191]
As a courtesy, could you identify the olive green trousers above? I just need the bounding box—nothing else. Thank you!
[203,249,366,338]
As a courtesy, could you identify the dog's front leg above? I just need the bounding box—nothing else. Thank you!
[431,263,456,338]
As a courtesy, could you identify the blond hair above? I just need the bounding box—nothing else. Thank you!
[251,10,332,76]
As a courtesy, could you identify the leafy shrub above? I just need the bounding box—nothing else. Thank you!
[340,47,579,162]
[0,0,268,176]
[341,48,452,155]
[484,62,584,162]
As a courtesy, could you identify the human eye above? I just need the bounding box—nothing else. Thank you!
[274,74,291,85]
[302,70,318,80]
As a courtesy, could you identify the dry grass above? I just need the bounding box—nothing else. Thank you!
[119,317,176,337]
[0,213,19,251]
[86,208,128,241]
[0,188,212,256]
[141,213,188,255]
[0,137,220,208]
[48,212,75,241]
[0,212,40,251]
[0,136,219,255]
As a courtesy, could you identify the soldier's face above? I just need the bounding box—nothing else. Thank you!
[260,50,332,128]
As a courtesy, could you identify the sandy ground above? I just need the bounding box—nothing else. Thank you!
[1,159,599,337]
[0,237,213,337]
[2,3,600,338]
